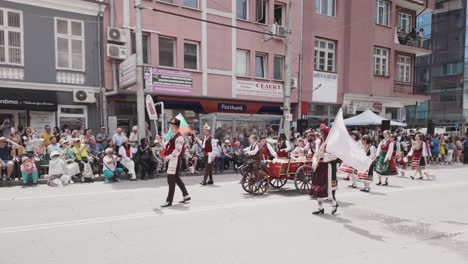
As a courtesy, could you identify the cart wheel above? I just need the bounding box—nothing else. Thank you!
[269,178,288,189]
[246,171,269,195]
[241,174,253,194]
[294,165,313,194]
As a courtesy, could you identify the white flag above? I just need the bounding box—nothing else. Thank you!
[325,108,372,172]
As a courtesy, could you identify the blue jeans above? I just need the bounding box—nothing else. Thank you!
[215,156,224,171]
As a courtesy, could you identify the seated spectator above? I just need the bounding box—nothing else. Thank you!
[23,128,43,154]
[47,136,60,154]
[191,140,203,172]
[214,141,224,172]
[88,137,103,156]
[119,139,136,180]
[71,138,93,182]
[0,137,21,181]
[84,129,93,145]
[47,151,72,187]
[20,156,38,187]
[58,139,80,178]
[40,125,53,147]
[223,140,234,167]
[103,148,123,183]
[96,127,109,150]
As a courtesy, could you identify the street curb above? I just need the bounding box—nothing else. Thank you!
[0,169,239,187]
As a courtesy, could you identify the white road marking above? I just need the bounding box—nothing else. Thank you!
[1,180,468,234]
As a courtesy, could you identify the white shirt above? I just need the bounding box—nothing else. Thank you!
[244,143,259,156]
[48,158,65,175]
[47,144,60,154]
[103,155,118,171]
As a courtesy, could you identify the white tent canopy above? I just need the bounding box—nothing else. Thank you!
[344,109,407,127]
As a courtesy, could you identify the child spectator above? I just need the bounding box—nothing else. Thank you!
[20,156,38,187]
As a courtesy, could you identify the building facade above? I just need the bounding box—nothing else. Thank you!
[103,0,301,135]
[0,0,105,134]
[415,0,466,133]
[302,0,434,127]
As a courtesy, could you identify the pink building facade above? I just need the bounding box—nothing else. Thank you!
[103,0,433,132]
[103,0,301,133]
[302,0,433,126]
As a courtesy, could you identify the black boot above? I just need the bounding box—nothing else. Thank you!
[331,203,339,215]
[312,208,325,215]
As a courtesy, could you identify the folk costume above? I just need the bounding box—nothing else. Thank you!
[244,142,262,180]
[198,123,217,185]
[339,131,361,187]
[161,118,190,208]
[407,138,429,180]
[374,138,398,186]
[357,137,377,192]
[310,124,339,215]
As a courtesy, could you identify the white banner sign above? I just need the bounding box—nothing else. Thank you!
[119,54,137,89]
[235,80,283,98]
[146,95,158,120]
[312,71,338,103]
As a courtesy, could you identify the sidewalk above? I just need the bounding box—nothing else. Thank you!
[0,169,239,188]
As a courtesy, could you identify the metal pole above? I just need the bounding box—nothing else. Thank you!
[135,0,146,139]
[283,0,293,139]
[297,0,304,120]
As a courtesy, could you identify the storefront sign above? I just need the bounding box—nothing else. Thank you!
[372,102,383,112]
[119,54,137,89]
[146,95,158,120]
[312,71,338,103]
[30,111,56,133]
[0,88,57,111]
[144,67,192,95]
[235,80,283,98]
[217,103,246,112]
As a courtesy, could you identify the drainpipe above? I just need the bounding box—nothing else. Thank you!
[106,0,119,97]
[417,1,428,17]
[97,5,106,128]
[297,0,304,120]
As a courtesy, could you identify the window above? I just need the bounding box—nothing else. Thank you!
[316,0,336,16]
[159,0,175,3]
[398,13,412,34]
[256,0,268,24]
[159,37,176,67]
[441,63,462,76]
[183,0,198,9]
[55,18,84,71]
[131,32,150,64]
[58,105,87,131]
[255,53,267,78]
[397,55,412,82]
[375,0,390,26]
[314,39,336,72]
[236,49,249,76]
[184,42,198,70]
[274,3,285,25]
[0,8,23,65]
[273,55,284,80]
[237,0,248,20]
[373,47,389,76]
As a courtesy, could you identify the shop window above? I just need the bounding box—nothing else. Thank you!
[0,8,23,65]
[131,32,150,64]
[58,105,87,130]
[55,18,84,71]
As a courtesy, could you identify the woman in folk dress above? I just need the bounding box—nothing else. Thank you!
[339,131,361,187]
[310,124,339,215]
[374,130,398,186]
[406,133,430,180]
[357,135,377,192]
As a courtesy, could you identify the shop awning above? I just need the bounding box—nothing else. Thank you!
[0,88,57,111]
[344,109,407,127]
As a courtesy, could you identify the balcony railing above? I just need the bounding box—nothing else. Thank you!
[394,82,414,94]
[397,30,425,48]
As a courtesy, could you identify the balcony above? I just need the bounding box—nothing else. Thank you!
[395,29,432,57]
[394,81,431,100]
[394,0,430,13]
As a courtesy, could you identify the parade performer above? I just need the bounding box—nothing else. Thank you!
[304,131,316,157]
[159,117,191,208]
[260,136,277,160]
[197,123,217,186]
[374,130,398,186]
[406,133,430,180]
[339,131,361,187]
[276,132,292,158]
[244,135,262,181]
[291,138,306,161]
[357,135,377,192]
[310,124,339,215]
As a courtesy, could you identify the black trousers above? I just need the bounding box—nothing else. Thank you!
[166,158,189,203]
[203,155,213,183]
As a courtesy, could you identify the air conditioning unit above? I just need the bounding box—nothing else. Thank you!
[107,44,127,60]
[290,77,298,88]
[73,90,96,103]
[275,25,287,38]
[346,104,356,115]
[107,27,127,43]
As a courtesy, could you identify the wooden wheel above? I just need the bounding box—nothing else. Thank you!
[294,165,313,194]
[246,170,269,195]
[269,178,288,189]
[241,174,253,194]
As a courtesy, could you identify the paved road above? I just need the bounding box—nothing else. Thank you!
[0,165,467,264]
